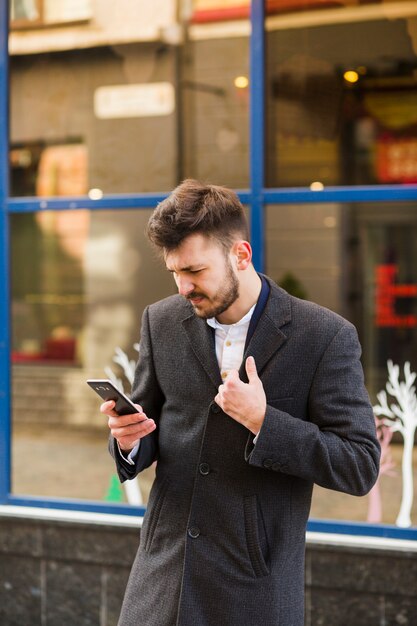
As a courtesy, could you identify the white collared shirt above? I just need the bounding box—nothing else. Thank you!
[206,304,255,377]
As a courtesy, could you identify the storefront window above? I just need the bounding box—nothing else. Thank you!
[266,0,417,187]
[4,0,417,532]
[11,208,175,503]
[266,201,417,527]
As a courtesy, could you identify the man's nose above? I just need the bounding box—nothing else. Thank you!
[177,276,194,297]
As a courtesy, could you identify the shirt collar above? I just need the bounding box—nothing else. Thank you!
[206,303,256,330]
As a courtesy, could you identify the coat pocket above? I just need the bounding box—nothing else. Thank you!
[142,477,170,552]
[243,495,270,578]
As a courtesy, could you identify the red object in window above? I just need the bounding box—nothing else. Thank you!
[191,0,343,24]
[376,135,417,184]
[44,338,76,361]
[375,264,417,328]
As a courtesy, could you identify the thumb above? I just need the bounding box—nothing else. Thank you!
[245,356,259,383]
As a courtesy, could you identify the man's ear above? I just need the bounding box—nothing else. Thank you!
[232,240,252,270]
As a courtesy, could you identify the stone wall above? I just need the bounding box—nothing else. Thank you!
[0,510,416,626]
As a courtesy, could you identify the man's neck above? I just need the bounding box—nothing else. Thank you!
[216,270,262,325]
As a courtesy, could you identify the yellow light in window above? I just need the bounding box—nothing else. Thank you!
[234,76,249,89]
[310,181,324,191]
[343,70,359,84]
[88,188,103,200]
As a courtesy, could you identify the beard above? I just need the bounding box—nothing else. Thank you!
[186,258,239,320]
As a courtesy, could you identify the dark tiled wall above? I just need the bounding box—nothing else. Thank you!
[0,517,133,626]
[305,544,417,626]
[0,514,416,625]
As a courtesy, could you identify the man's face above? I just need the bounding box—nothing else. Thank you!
[165,233,239,319]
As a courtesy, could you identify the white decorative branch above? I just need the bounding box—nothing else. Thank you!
[373,360,417,528]
[106,344,142,505]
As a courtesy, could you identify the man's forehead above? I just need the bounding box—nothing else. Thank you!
[164,234,222,268]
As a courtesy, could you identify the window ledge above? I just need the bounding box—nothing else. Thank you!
[306,531,417,552]
[0,504,143,528]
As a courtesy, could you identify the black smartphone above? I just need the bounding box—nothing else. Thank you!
[86,379,138,416]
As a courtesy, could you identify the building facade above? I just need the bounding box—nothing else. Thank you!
[1,0,417,535]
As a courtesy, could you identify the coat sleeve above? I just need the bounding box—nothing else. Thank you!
[109,306,163,483]
[246,322,380,496]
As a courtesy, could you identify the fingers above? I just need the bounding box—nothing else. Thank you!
[112,416,157,451]
[100,400,156,448]
[245,356,259,383]
[107,411,149,430]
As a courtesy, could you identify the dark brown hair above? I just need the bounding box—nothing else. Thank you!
[146,179,249,252]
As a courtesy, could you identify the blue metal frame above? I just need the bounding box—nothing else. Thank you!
[264,185,417,204]
[6,190,252,213]
[249,0,265,272]
[0,0,11,505]
[0,0,416,539]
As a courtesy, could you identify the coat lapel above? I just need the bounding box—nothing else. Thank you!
[181,279,292,387]
[239,281,291,381]
[182,311,222,390]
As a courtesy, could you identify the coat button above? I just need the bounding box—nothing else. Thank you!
[188,527,200,539]
[263,458,273,469]
[211,403,221,414]
[199,463,210,475]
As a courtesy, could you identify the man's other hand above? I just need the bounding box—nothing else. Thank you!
[214,356,266,435]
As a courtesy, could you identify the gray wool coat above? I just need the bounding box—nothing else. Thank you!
[110,277,380,626]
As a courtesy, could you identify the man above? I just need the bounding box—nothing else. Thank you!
[102,179,380,626]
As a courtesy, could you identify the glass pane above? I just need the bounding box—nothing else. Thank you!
[181,36,249,187]
[353,203,417,396]
[266,0,417,186]
[9,2,249,195]
[9,45,178,196]
[11,208,175,503]
[266,202,417,526]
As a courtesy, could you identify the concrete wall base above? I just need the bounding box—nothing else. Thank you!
[0,511,416,625]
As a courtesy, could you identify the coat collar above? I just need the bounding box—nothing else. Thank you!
[181,276,292,389]
[238,276,290,381]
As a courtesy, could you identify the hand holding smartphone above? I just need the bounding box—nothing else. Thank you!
[87,379,139,416]
[88,378,156,450]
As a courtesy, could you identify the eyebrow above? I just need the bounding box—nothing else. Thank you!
[167,265,204,273]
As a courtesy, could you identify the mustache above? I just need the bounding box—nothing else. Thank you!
[186,292,206,300]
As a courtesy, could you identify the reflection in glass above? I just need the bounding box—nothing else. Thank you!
[10,45,178,195]
[266,2,417,186]
[181,36,249,187]
[11,209,175,502]
[353,203,417,396]
[266,203,343,315]
[10,28,249,195]
[266,201,417,526]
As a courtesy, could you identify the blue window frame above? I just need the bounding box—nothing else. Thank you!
[1,0,417,540]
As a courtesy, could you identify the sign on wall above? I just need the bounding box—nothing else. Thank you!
[94,83,175,120]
